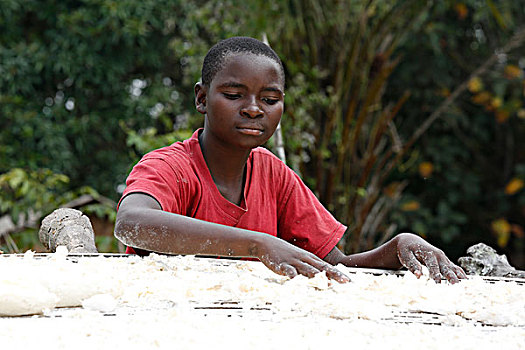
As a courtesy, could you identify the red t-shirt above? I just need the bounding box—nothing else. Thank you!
[120,129,346,259]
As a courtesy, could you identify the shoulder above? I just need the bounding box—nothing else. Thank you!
[141,140,187,160]
[252,147,301,177]
[251,147,287,169]
[124,138,201,213]
[139,139,193,172]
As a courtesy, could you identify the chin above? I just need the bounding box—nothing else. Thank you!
[237,141,264,150]
[237,137,269,150]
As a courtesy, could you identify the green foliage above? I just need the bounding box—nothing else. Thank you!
[0,167,118,253]
[2,229,43,254]
[95,235,122,253]
[1,0,229,198]
[121,121,193,158]
[0,168,69,224]
[0,167,69,253]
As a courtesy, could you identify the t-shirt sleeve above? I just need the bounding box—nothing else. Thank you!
[277,166,346,259]
[119,157,190,214]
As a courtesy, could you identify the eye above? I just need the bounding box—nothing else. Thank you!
[262,97,279,105]
[223,93,241,100]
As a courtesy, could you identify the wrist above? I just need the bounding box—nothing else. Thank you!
[247,231,271,258]
[382,233,407,269]
[392,232,416,248]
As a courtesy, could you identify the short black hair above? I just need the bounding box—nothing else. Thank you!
[201,36,285,86]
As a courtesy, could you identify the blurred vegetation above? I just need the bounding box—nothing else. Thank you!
[0,0,523,267]
[384,0,525,263]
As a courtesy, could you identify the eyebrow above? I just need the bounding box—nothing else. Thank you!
[218,81,246,89]
[218,81,284,96]
[263,87,284,95]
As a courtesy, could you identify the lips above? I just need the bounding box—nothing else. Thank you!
[236,125,264,136]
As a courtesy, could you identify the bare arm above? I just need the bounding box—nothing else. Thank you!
[114,193,349,282]
[324,233,466,284]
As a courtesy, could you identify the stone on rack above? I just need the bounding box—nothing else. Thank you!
[39,208,98,254]
[458,243,524,278]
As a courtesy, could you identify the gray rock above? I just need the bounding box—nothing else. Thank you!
[458,243,524,278]
[39,208,98,254]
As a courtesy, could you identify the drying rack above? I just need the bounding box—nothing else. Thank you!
[2,253,524,328]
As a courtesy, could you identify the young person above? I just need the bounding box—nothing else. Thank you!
[115,37,466,284]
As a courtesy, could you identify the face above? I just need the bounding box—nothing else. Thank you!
[195,53,285,151]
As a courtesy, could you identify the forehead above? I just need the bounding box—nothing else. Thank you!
[212,53,284,89]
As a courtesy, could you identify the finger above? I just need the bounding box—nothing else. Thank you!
[453,265,468,279]
[421,253,442,283]
[440,264,459,284]
[398,250,423,278]
[305,257,350,283]
[322,265,351,283]
[294,262,321,278]
[278,263,298,279]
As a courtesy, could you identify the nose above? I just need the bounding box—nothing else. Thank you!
[240,97,263,119]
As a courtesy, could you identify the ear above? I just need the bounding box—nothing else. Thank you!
[194,82,207,115]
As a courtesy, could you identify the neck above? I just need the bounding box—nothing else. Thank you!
[198,129,251,188]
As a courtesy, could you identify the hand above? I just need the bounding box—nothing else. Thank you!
[256,235,350,283]
[396,233,467,284]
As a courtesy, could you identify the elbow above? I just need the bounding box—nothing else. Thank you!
[113,219,127,244]
[113,208,139,246]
